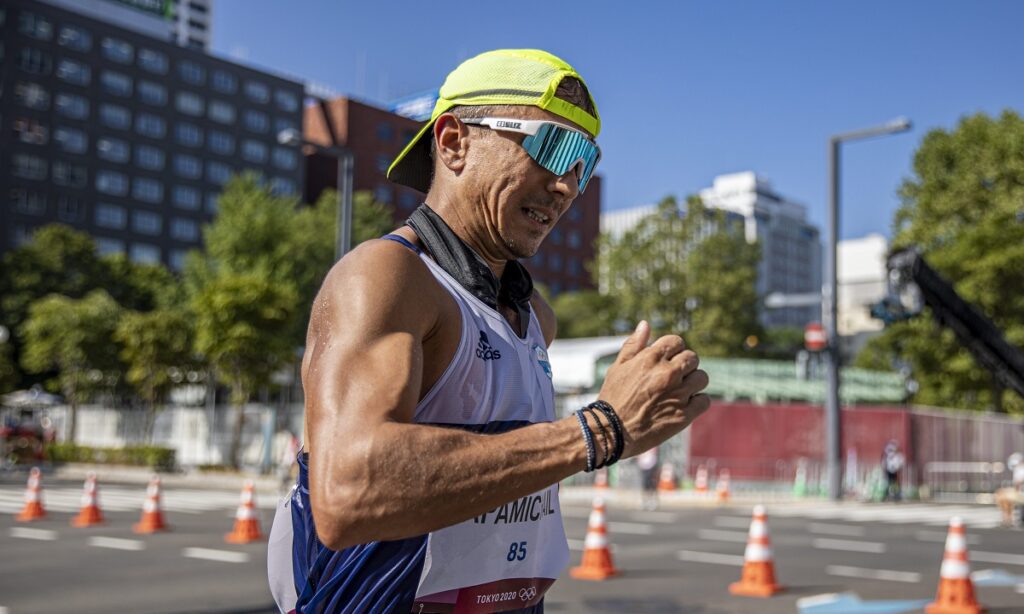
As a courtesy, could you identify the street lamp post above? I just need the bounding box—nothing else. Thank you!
[825,117,911,501]
[277,128,355,261]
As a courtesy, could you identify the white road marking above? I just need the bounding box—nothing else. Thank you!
[182,547,250,563]
[628,511,678,523]
[768,502,1002,528]
[607,521,653,535]
[971,551,1024,566]
[0,605,8,614]
[560,508,592,519]
[713,516,754,529]
[697,529,750,543]
[677,550,744,566]
[88,536,144,551]
[1016,583,1024,594]
[826,565,921,583]
[812,538,886,553]
[566,538,585,550]
[10,527,57,541]
[915,529,980,545]
[808,522,865,537]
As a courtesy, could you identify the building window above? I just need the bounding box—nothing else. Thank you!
[13,117,49,145]
[54,126,88,154]
[169,249,188,271]
[172,186,201,210]
[135,113,166,139]
[135,145,166,171]
[56,59,90,86]
[58,196,85,222]
[241,140,268,163]
[208,130,235,155]
[243,110,269,133]
[57,25,91,52]
[205,192,219,214]
[376,154,391,173]
[17,48,52,76]
[171,218,199,241]
[16,82,50,110]
[274,117,298,134]
[271,177,298,197]
[138,81,167,106]
[130,244,161,264]
[373,184,392,205]
[132,178,164,204]
[208,100,235,124]
[100,70,133,97]
[18,12,53,41]
[95,237,125,255]
[96,170,129,196]
[175,91,204,116]
[53,161,88,188]
[100,104,131,130]
[97,137,130,163]
[211,70,237,94]
[55,93,88,119]
[95,203,127,229]
[173,154,202,179]
[137,48,168,74]
[568,230,581,249]
[132,210,163,235]
[178,60,205,85]
[274,89,300,112]
[12,154,47,180]
[272,147,298,170]
[549,253,563,271]
[549,228,563,245]
[11,189,47,215]
[206,162,232,185]
[101,37,133,64]
[175,122,203,147]
[244,80,270,103]
[399,191,419,211]
[376,123,393,142]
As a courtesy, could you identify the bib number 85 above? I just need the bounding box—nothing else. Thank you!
[506,541,527,562]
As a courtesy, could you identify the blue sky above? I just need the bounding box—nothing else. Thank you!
[212,1,1023,240]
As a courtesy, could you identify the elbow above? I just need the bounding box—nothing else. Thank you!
[311,489,364,551]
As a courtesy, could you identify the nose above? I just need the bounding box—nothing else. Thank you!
[548,163,581,201]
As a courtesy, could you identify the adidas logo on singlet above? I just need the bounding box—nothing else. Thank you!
[475,331,502,361]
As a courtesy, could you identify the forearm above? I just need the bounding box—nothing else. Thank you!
[311,415,590,549]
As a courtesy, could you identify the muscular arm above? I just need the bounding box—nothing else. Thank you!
[305,241,590,550]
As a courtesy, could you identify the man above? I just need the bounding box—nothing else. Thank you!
[268,49,711,613]
[881,440,904,502]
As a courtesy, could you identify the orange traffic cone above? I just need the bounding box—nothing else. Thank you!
[570,497,619,580]
[657,463,677,492]
[133,475,169,533]
[716,469,731,503]
[15,467,47,521]
[695,464,709,494]
[593,467,609,490]
[925,517,984,614]
[225,480,264,543]
[71,472,104,527]
[729,505,784,597]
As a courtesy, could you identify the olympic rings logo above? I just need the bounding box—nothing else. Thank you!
[519,587,537,602]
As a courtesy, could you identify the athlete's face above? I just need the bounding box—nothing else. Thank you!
[458,107,588,259]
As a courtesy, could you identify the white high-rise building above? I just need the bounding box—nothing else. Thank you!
[39,0,212,50]
[698,172,823,329]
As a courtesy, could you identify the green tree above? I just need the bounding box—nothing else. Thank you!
[551,290,619,338]
[20,291,121,442]
[115,309,196,441]
[859,111,1024,413]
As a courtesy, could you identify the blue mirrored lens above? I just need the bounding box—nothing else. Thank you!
[522,124,600,192]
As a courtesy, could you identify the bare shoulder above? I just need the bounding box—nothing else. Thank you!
[530,289,557,347]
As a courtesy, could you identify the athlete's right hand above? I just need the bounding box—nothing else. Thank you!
[596,320,711,460]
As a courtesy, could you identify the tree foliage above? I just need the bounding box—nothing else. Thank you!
[857,111,1024,413]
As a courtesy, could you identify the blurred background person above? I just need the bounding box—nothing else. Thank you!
[637,447,659,510]
[996,452,1024,527]
[881,440,905,502]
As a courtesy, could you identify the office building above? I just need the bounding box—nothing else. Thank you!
[2,0,304,269]
[302,96,602,295]
[36,0,211,50]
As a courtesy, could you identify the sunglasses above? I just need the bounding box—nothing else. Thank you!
[460,117,601,193]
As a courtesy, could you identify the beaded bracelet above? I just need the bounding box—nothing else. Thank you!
[589,400,625,465]
[583,406,611,469]
[574,408,596,472]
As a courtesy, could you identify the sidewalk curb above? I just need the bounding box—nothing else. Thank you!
[51,463,282,494]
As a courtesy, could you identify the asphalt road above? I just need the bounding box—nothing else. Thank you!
[2,477,1023,613]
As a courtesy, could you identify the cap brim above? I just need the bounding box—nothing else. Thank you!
[387,117,438,194]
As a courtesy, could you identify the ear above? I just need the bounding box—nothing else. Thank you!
[434,113,470,173]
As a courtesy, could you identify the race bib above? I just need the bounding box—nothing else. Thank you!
[413,485,568,613]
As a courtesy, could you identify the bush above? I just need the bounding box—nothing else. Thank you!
[45,443,176,471]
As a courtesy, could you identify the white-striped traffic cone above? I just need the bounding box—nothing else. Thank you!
[570,497,618,580]
[925,516,983,614]
[729,505,784,597]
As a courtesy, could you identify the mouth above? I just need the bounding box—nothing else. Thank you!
[522,207,552,227]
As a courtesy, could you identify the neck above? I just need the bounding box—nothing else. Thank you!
[424,188,507,279]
